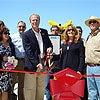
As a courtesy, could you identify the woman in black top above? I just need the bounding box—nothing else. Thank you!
[60,24,85,74]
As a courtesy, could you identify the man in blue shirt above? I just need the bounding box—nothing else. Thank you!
[11,21,26,100]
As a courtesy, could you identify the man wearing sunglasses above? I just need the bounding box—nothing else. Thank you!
[11,21,26,100]
[85,16,100,100]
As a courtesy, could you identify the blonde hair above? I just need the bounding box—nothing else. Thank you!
[62,24,80,44]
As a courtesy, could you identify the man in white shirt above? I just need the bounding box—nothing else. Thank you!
[11,21,26,100]
[22,14,53,100]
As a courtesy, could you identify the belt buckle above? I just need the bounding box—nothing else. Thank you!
[88,63,95,66]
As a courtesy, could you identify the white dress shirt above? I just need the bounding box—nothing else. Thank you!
[33,29,44,59]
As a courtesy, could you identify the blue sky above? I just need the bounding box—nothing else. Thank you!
[0,0,100,39]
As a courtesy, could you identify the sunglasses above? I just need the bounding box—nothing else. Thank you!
[52,29,59,31]
[67,29,75,32]
[18,26,25,28]
[89,20,98,24]
[3,32,10,35]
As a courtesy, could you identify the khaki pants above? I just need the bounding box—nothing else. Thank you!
[12,59,25,100]
[24,73,46,100]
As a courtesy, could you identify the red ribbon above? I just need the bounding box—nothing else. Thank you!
[0,69,52,76]
[50,68,85,100]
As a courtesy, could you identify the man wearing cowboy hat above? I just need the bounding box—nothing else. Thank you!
[85,16,100,100]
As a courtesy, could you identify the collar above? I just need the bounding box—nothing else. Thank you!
[32,28,41,34]
[90,29,100,36]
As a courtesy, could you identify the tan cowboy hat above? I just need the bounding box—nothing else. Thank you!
[85,16,100,26]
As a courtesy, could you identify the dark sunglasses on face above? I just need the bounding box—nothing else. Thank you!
[3,32,10,35]
[18,26,25,28]
[67,29,75,32]
[89,20,98,24]
[52,29,58,31]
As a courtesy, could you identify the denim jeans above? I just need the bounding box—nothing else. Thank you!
[46,71,53,100]
[87,65,100,100]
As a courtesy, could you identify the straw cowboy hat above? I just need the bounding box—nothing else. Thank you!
[85,16,100,26]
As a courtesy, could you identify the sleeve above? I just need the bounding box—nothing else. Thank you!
[22,31,39,68]
[78,41,85,73]
[9,42,16,58]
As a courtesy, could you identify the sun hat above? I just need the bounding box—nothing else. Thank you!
[85,16,100,26]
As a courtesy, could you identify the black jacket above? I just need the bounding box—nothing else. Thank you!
[60,41,85,73]
[22,28,53,71]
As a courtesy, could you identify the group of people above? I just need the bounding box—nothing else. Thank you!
[0,14,100,100]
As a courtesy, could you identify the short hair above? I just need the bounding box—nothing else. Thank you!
[17,21,26,27]
[29,14,40,22]
[50,25,60,32]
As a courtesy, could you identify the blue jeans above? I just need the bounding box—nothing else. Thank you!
[46,71,53,100]
[87,65,100,100]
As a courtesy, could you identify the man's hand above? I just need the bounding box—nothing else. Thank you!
[37,63,43,69]
[47,47,52,54]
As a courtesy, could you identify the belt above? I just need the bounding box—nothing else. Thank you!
[16,57,24,60]
[88,63,100,66]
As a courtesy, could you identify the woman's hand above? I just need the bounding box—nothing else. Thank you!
[3,56,8,61]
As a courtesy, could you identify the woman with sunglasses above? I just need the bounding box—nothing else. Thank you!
[60,24,85,75]
[0,26,15,100]
[58,25,85,99]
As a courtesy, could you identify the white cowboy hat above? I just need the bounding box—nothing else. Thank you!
[85,16,100,26]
